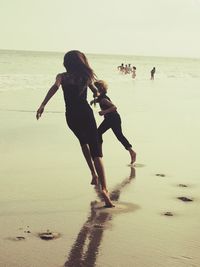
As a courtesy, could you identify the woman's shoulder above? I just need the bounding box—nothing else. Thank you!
[55,72,65,80]
[57,72,68,78]
[54,73,66,87]
[57,72,73,84]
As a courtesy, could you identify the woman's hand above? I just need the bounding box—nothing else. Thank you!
[36,105,45,120]
[36,74,61,120]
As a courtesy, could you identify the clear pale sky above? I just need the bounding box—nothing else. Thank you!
[1,0,200,58]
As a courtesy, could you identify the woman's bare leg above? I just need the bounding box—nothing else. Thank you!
[93,157,115,207]
[81,144,98,185]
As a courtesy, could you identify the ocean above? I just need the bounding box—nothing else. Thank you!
[1,49,200,93]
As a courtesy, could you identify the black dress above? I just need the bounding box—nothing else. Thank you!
[61,73,102,158]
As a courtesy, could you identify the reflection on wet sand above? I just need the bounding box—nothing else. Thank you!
[64,167,139,267]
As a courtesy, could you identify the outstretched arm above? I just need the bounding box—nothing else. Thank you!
[36,74,62,120]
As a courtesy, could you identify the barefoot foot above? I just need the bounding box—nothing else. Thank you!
[91,173,98,185]
[129,149,136,164]
[102,189,115,208]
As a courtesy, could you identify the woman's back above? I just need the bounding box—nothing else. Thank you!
[61,73,88,111]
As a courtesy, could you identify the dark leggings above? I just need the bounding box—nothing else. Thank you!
[98,113,132,151]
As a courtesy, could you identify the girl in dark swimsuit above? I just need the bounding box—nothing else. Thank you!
[36,51,114,208]
[91,80,136,165]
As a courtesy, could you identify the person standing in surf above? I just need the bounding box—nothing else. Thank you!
[132,66,136,79]
[150,67,156,80]
[36,50,114,208]
[90,80,136,165]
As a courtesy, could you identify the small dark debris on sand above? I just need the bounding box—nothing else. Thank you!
[19,225,31,233]
[39,230,60,240]
[15,236,26,241]
[178,184,188,188]
[164,211,173,216]
[156,173,166,177]
[178,196,193,202]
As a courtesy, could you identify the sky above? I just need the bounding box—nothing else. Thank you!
[1,0,200,58]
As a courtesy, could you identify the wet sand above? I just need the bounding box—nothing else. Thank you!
[0,78,200,267]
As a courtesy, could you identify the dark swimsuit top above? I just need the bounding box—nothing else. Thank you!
[61,73,88,111]
[97,93,118,117]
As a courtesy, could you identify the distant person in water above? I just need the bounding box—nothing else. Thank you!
[36,50,114,208]
[117,63,124,73]
[128,64,132,74]
[132,66,136,79]
[150,67,156,80]
[90,80,136,165]
[124,64,129,74]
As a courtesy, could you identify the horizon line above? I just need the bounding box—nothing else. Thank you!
[0,48,199,61]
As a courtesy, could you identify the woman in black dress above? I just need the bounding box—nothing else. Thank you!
[36,50,114,207]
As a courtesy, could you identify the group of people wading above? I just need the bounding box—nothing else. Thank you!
[117,63,156,80]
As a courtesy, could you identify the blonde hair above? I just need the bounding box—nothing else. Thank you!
[94,80,108,94]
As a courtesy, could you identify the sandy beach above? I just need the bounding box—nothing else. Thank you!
[0,54,200,267]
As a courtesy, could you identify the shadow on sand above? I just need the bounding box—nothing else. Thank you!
[64,167,139,267]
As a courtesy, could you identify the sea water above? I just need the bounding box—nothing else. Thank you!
[1,49,200,92]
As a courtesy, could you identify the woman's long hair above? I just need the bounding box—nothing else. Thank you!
[63,50,96,87]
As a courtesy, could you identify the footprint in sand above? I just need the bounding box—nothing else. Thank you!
[163,211,174,216]
[93,201,140,215]
[131,163,145,168]
[177,196,193,202]
[38,230,61,240]
[8,226,32,241]
[155,173,166,177]
[7,236,26,241]
[178,184,188,188]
